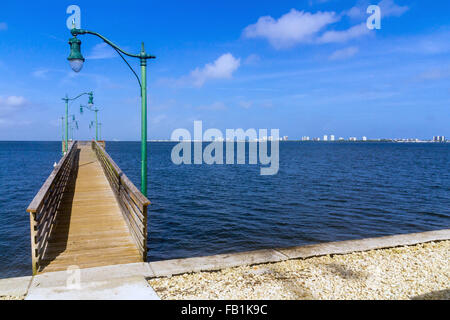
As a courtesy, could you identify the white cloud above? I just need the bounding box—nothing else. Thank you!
[239,100,253,109]
[243,54,261,65]
[1,96,26,107]
[197,101,227,111]
[378,30,450,56]
[151,114,168,125]
[243,2,408,49]
[190,53,240,87]
[317,22,370,43]
[416,68,449,81]
[346,0,409,20]
[329,46,359,60]
[243,9,338,49]
[32,68,50,79]
[345,5,366,20]
[60,70,122,89]
[0,118,32,127]
[309,0,332,5]
[0,96,28,116]
[152,54,239,88]
[86,43,117,60]
[0,22,7,31]
[379,0,409,17]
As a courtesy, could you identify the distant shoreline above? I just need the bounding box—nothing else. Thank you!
[0,140,448,143]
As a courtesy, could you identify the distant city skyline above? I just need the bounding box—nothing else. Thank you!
[161,134,447,142]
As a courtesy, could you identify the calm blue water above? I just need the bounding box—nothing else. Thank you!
[0,141,449,278]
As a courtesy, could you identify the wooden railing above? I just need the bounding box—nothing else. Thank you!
[27,141,78,274]
[92,141,150,260]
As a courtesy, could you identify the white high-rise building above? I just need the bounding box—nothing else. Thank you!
[323,135,328,141]
[433,136,446,142]
[362,136,367,141]
[330,135,335,141]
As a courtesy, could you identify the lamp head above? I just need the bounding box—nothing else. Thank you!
[68,37,85,72]
[88,92,94,106]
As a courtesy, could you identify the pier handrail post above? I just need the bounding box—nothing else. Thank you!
[67,26,155,197]
[29,212,38,275]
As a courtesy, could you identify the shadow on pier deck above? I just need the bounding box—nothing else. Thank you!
[27,141,150,274]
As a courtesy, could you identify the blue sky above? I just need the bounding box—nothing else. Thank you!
[0,0,449,140]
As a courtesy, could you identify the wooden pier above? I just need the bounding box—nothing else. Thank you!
[27,141,150,274]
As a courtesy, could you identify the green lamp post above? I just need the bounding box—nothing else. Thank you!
[88,121,98,140]
[98,123,102,140]
[62,92,94,153]
[67,114,78,141]
[80,102,99,141]
[60,116,65,155]
[67,26,156,196]
[70,118,79,141]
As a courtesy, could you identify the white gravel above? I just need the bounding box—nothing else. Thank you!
[149,241,450,300]
[0,295,23,300]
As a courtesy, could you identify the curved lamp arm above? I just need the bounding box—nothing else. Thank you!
[71,28,155,60]
[80,104,98,112]
[63,92,93,102]
[70,28,155,89]
[112,46,142,88]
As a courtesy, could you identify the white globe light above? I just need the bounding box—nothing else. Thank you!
[69,59,84,73]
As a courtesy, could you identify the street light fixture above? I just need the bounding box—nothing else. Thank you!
[67,26,156,197]
[69,115,79,141]
[62,92,94,153]
[88,121,99,140]
[80,103,100,141]
[67,37,85,72]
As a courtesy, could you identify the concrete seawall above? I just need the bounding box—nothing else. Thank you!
[147,229,450,277]
[1,229,449,299]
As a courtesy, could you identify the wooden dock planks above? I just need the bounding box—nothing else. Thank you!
[38,144,142,274]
